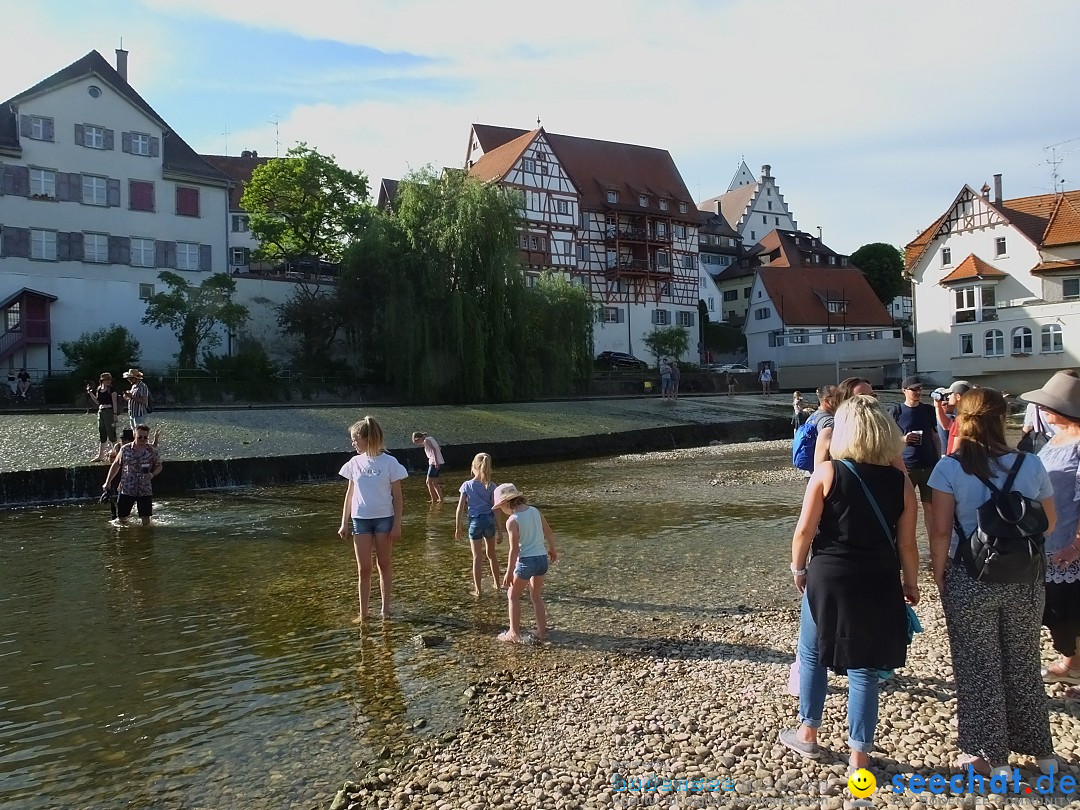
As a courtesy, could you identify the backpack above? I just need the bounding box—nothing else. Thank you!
[792,413,823,471]
[951,453,1048,584]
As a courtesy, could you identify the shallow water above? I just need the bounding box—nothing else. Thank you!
[0,441,804,809]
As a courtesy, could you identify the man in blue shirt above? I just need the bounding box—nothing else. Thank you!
[892,376,941,537]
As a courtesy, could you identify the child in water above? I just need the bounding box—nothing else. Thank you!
[493,483,558,643]
[339,416,408,621]
[411,431,445,503]
[454,453,503,596]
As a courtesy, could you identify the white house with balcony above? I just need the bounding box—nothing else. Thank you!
[744,266,904,390]
[905,175,1080,391]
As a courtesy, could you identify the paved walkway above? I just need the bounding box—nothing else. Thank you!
[0,394,813,473]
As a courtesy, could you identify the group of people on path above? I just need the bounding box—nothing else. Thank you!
[338,418,556,642]
[659,358,681,401]
[781,370,1080,782]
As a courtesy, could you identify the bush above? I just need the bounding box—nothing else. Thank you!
[58,326,141,396]
[201,339,280,401]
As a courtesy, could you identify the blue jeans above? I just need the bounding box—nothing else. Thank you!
[797,593,879,753]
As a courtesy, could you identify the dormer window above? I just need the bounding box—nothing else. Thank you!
[607,190,618,204]
[679,202,687,213]
[639,194,648,207]
[659,199,669,211]
[826,300,847,314]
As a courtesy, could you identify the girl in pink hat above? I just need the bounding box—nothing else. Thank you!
[493,483,558,643]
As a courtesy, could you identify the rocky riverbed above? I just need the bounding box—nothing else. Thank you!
[329,576,1080,810]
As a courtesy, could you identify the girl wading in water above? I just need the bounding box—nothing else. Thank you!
[339,416,408,621]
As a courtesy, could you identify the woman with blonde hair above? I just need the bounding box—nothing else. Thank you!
[455,452,503,596]
[928,387,1057,776]
[339,416,408,621]
[781,395,919,772]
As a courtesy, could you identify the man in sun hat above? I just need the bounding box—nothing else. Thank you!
[122,368,150,429]
[933,379,973,455]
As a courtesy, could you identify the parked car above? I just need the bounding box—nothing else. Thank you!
[704,363,754,374]
[595,351,649,370]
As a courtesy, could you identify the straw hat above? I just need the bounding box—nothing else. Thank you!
[492,483,524,507]
[122,368,144,380]
[1022,371,1080,420]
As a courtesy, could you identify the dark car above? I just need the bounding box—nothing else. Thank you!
[596,351,649,370]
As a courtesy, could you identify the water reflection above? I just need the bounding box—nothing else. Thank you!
[0,441,803,809]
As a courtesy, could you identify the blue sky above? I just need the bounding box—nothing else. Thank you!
[7,0,1080,253]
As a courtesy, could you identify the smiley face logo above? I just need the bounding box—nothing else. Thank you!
[847,768,876,798]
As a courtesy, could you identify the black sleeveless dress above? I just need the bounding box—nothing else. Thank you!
[805,460,908,672]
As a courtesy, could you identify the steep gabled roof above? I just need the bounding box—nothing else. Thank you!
[698,183,756,231]
[751,229,841,267]
[468,123,529,158]
[904,212,948,274]
[199,153,272,208]
[757,267,893,327]
[377,178,399,211]
[468,128,541,183]
[1040,191,1080,247]
[2,50,228,184]
[939,254,1007,284]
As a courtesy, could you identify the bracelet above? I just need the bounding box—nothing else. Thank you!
[790,566,807,576]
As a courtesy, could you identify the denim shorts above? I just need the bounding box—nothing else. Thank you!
[427,465,441,479]
[514,554,549,580]
[468,512,496,540]
[352,515,394,535]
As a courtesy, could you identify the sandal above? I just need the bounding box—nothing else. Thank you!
[956,753,991,777]
[1042,663,1080,684]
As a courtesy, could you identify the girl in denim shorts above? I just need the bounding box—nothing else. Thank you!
[455,453,503,597]
[338,416,408,621]
[494,483,558,643]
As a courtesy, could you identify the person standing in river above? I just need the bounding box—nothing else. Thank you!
[102,424,162,527]
[122,368,150,429]
[86,372,120,462]
[412,431,445,503]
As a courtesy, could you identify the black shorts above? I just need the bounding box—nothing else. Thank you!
[906,466,934,503]
[117,494,153,518]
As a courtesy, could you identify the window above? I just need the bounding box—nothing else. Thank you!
[557,200,569,215]
[787,329,809,344]
[775,217,780,225]
[942,247,952,266]
[767,201,772,210]
[659,199,669,211]
[84,232,108,263]
[754,307,771,320]
[1065,278,1080,300]
[31,229,57,260]
[984,329,1004,357]
[825,300,847,314]
[675,224,686,239]
[602,307,621,323]
[828,255,837,265]
[139,284,156,301]
[607,190,618,204]
[995,237,1007,256]
[707,297,715,312]
[174,242,199,271]
[578,244,587,262]
[824,332,837,345]
[130,237,155,267]
[231,215,249,232]
[679,202,687,213]
[230,247,247,266]
[723,289,738,302]
[960,333,974,355]
[82,174,107,206]
[130,180,154,212]
[750,230,755,240]
[523,158,536,173]
[981,285,997,321]
[657,222,668,237]
[639,195,648,207]
[1011,326,1033,355]
[656,251,669,268]
[1041,324,1063,354]
[743,287,751,299]
[954,287,976,323]
[176,187,200,217]
[676,311,695,327]
[130,132,150,156]
[652,309,670,325]
[84,125,105,149]
[88,85,102,98]
[762,214,767,224]
[6,302,20,331]
[766,188,771,196]
[28,115,53,141]
[29,168,56,198]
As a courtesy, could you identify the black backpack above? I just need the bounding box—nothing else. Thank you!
[952,453,1048,584]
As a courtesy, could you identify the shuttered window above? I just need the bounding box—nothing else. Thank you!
[176,242,199,271]
[84,232,108,263]
[176,187,200,217]
[82,175,108,206]
[30,229,57,261]
[129,180,154,212]
[29,168,56,198]
[130,238,155,267]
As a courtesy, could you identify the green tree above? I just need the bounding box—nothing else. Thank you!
[241,143,371,366]
[142,272,250,368]
[59,325,141,384]
[851,242,906,305]
[642,325,691,365]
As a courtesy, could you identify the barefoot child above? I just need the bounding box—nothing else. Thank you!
[455,453,502,596]
[411,431,445,503]
[339,416,408,621]
[494,483,558,643]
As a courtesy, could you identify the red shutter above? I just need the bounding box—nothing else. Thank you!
[176,187,200,217]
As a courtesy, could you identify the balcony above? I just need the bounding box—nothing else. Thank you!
[605,258,672,277]
[604,225,672,245]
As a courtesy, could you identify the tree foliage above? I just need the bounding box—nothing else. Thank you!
[241,142,371,267]
[851,242,907,306]
[642,326,691,365]
[141,272,250,368]
[346,167,594,402]
[59,325,141,384]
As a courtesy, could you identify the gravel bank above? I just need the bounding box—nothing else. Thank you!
[329,574,1080,810]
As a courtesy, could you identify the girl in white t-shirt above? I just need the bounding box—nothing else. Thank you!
[339,416,408,621]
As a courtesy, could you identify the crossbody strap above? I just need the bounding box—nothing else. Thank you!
[836,459,897,552]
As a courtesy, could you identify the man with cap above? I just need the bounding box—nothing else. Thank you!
[891,376,941,536]
[933,380,972,455]
[122,368,150,429]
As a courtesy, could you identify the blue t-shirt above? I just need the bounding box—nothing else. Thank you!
[458,478,496,518]
[928,451,1053,557]
[893,402,940,469]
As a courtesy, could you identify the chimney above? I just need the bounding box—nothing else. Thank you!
[115,48,129,82]
[993,173,1002,205]
[762,164,771,178]
[980,182,991,199]
[251,150,258,158]
[715,201,722,216]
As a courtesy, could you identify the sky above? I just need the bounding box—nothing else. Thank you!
[6,0,1080,254]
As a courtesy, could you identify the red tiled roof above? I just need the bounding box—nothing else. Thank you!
[469,123,529,156]
[1030,259,1080,275]
[939,254,1007,284]
[752,229,841,267]
[904,213,947,273]
[757,267,893,327]
[1042,192,1080,246]
[468,129,540,183]
[200,153,273,209]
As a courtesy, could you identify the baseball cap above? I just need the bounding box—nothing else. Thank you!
[947,380,973,394]
[901,376,923,390]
